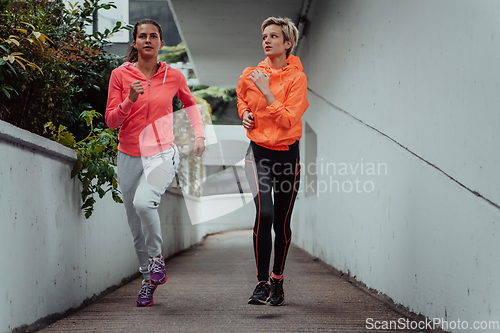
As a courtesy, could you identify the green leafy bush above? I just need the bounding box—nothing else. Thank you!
[45,110,121,218]
[1,0,130,218]
[159,43,188,64]
[0,0,129,138]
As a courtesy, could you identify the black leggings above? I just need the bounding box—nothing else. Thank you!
[245,141,301,281]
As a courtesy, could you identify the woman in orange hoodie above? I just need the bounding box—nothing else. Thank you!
[105,19,205,307]
[237,16,309,306]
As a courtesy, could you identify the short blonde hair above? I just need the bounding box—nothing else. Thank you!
[261,16,299,58]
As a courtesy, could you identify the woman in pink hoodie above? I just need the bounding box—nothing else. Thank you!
[105,19,205,307]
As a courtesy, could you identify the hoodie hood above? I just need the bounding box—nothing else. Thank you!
[256,54,304,74]
[118,61,171,85]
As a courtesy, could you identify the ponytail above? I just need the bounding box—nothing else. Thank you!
[127,45,138,63]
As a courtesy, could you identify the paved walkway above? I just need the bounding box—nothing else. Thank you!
[37,230,437,333]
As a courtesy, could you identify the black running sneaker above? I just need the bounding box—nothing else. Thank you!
[268,277,284,306]
[248,281,271,305]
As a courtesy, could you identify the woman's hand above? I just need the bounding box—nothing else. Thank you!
[242,111,255,131]
[193,137,205,157]
[129,80,144,102]
[249,69,276,105]
[249,69,270,94]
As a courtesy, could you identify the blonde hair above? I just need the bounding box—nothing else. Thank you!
[261,16,299,58]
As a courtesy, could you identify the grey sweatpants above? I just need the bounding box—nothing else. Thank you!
[117,147,179,280]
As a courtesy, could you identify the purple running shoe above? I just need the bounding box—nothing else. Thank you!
[136,280,157,307]
[149,256,167,285]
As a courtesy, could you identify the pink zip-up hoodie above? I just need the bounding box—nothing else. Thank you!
[105,62,204,157]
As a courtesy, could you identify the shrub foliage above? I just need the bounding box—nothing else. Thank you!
[0,0,128,138]
[1,0,130,217]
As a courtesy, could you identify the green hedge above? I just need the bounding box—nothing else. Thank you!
[0,0,129,139]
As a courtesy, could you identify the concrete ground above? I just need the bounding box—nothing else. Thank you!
[35,230,441,333]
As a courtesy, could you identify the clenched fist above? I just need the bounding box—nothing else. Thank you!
[129,80,144,103]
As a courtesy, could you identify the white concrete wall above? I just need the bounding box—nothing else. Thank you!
[0,120,253,333]
[293,0,500,331]
[0,120,135,332]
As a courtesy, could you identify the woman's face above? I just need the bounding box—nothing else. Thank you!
[133,24,163,60]
[262,24,291,58]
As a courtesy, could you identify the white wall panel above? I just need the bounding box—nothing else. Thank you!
[292,1,500,331]
[298,0,500,206]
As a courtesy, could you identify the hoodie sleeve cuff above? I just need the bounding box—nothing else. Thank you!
[193,124,205,139]
[266,99,282,115]
[119,97,134,116]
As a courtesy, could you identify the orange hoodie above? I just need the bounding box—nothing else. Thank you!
[237,54,309,151]
[105,62,204,157]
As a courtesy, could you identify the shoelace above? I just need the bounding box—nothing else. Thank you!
[255,282,268,295]
[272,280,283,295]
[139,284,155,298]
[149,258,164,273]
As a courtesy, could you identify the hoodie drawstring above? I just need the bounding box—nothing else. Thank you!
[162,63,168,85]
